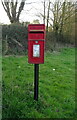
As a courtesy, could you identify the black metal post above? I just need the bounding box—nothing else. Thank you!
[34,64,39,101]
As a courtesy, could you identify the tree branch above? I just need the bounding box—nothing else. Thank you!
[1,0,7,12]
[12,38,23,48]
[1,1,12,21]
[17,0,25,21]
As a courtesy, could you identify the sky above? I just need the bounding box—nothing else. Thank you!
[0,0,76,24]
[0,0,45,24]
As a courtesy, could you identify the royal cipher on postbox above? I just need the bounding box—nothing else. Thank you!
[28,24,45,64]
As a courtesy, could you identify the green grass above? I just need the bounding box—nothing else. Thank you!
[2,48,75,118]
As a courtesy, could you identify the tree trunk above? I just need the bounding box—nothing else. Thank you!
[46,0,51,32]
[43,0,45,24]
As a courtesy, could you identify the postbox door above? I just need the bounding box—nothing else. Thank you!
[28,40,45,64]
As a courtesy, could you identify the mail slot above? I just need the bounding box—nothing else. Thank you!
[28,24,45,64]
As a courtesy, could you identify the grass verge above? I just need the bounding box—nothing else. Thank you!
[2,48,75,118]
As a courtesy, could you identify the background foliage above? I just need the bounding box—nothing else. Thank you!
[2,24,28,55]
[2,22,75,55]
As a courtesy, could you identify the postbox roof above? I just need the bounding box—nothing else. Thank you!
[28,24,45,32]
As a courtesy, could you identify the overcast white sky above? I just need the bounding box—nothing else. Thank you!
[0,0,76,24]
[0,0,46,24]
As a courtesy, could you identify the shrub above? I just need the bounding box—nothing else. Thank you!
[2,23,28,55]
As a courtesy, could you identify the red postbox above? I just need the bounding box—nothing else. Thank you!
[28,24,45,64]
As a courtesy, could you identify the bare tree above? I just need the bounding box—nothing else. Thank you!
[46,0,51,32]
[43,0,45,24]
[1,0,26,23]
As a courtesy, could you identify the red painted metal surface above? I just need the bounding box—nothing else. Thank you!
[28,24,45,32]
[28,24,45,64]
[28,24,45,40]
